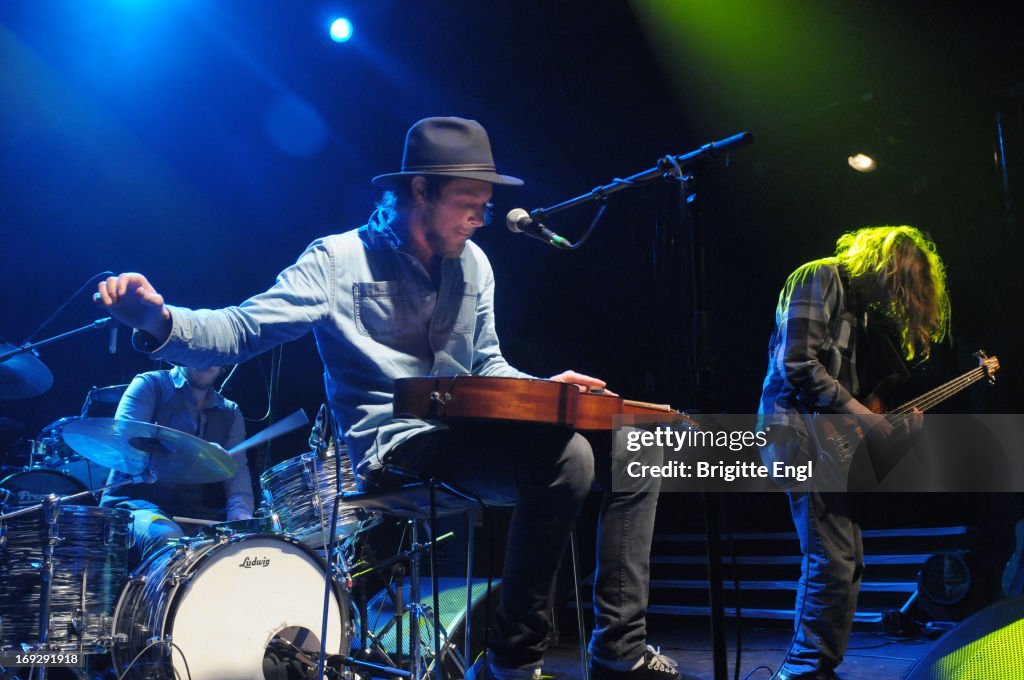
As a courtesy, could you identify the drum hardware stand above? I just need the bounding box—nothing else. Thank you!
[0,318,114,365]
[0,472,156,523]
[346,528,457,680]
[264,637,412,680]
[0,473,152,680]
[327,653,412,678]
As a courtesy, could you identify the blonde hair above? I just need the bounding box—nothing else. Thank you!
[835,225,950,360]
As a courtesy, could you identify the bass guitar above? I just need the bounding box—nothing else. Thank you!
[816,351,1000,477]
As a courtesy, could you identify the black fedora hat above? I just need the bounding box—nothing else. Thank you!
[372,116,523,187]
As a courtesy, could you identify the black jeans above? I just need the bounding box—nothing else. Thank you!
[364,422,660,668]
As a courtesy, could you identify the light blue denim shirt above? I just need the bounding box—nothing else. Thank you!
[100,366,254,520]
[141,216,529,479]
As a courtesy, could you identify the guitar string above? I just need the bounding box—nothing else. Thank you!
[830,365,990,446]
[889,366,988,416]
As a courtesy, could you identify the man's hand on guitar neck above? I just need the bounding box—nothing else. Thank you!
[549,370,618,396]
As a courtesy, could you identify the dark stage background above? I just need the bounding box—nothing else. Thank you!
[1,1,1022,533]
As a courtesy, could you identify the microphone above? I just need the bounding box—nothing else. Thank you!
[506,209,572,250]
[108,320,118,354]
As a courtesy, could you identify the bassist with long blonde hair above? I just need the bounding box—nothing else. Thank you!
[758,226,951,680]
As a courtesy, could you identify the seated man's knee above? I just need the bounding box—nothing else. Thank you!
[559,433,595,495]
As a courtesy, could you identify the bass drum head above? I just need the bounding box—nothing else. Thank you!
[0,469,94,506]
[113,533,349,679]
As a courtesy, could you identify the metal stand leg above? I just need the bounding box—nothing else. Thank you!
[395,565,406,669]
[31,495,63,680]
[570,528,590,680]
[409,520,423,680]
[464,512,476,665]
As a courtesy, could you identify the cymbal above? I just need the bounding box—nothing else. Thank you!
[61,418,238,484]
[0,344,53,400]
[88,384,129,404]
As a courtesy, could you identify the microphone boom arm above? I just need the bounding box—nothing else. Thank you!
[531,131,753,223]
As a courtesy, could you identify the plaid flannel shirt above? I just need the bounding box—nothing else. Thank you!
[758,261,862,428]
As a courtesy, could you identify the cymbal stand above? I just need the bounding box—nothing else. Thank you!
[0,471,156,523]
[22,494,61,680]
[0,318,113,363]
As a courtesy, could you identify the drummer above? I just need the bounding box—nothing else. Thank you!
[100,364,255,561]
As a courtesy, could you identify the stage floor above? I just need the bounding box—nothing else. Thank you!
[542,617,938,680]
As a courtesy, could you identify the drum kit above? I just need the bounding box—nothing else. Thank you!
[0,353,416,680]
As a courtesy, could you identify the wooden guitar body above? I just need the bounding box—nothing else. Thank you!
[393,376,579,426]
[393,375,683,431]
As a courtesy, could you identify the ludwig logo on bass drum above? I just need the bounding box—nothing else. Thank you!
[238,556,271,568]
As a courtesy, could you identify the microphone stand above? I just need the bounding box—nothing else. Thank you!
[673,162,730,680]
[0,318,113,363]
[531,131,753,680]
[529,132,752,223]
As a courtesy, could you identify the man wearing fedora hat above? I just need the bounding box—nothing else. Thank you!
[96,116,681,680]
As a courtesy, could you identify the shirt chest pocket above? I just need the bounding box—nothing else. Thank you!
[353,281,422,339]
[452,282,479,335]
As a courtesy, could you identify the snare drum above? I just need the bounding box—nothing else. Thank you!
[194,515,282,540]
[260,446,369,547]
[0,505,133,651]
[0,468,95,506]
[112,533,350,680]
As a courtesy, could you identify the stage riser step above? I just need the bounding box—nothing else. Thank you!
[651,563,926,583]
[649,579,916,593]
[652,553,931,566]
[652,527,973,557]
[654,526,970,544]
[645,605,884,625]
[570,602,887,627]
[645,590,911,611]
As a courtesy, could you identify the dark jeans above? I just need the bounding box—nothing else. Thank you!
[363,422,660,668]
[763,426,865,676]
[783,489,864,675]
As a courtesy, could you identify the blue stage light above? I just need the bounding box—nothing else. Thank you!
[330,18,353,43]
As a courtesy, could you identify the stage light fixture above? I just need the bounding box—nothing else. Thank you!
[330,17,353,43]
[847,153,877,173]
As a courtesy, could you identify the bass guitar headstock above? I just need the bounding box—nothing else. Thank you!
[974,350,1000,384]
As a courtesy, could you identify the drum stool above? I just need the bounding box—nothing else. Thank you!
[342,478,590,680]
[342,478,482,680]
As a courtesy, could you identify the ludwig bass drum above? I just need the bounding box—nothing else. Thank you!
[111,533,350,679]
